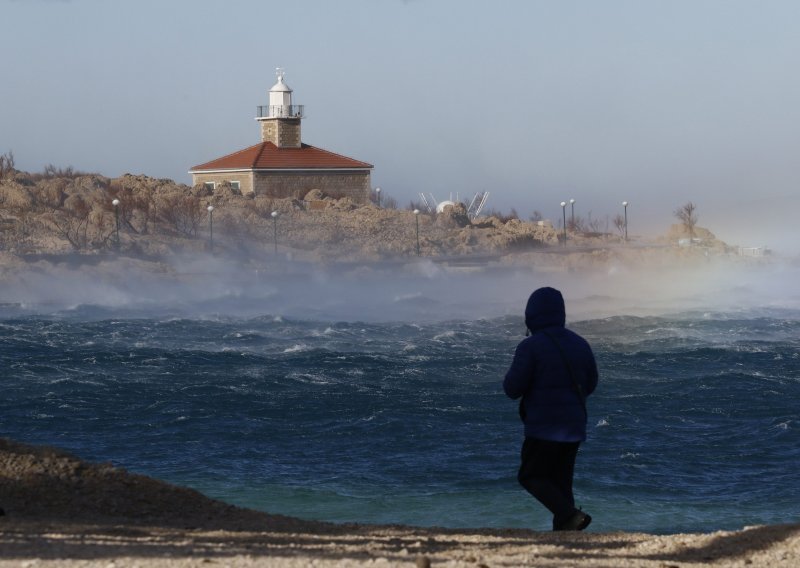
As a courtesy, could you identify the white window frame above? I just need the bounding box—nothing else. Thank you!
[230,181,241,191]
[204,181,216,190]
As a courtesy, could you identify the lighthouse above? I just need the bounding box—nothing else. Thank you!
[190,68,373,202]
[256,68,303,148]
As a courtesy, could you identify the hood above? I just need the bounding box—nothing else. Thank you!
[525,287,566,332]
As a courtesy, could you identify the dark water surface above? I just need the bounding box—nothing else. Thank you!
[2,302,798,533]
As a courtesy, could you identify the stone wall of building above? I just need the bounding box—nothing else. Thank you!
[253,171,370,203]
[259,119,301,148]
[191,172,255,195]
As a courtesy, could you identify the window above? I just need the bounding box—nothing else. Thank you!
[204,182,216,190]
[230,181,241,191]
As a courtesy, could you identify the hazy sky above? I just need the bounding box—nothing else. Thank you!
[3,0,799,251]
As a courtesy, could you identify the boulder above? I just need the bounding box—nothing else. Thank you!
[303,189,326,201]
[435,202,471,228]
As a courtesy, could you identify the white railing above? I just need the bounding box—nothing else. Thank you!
[256,105,304,119]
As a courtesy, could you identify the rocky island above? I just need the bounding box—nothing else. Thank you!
[0,168,739,271]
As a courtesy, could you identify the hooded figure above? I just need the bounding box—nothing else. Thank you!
[503,287,598,531]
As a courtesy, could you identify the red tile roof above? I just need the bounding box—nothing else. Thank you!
[190,142,373,172]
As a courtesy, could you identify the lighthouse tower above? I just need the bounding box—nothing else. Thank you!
[256,68,304,148]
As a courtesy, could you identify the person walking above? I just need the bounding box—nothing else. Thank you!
[503,287,598,531]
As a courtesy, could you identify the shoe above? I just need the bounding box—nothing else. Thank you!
[554,509,591,531]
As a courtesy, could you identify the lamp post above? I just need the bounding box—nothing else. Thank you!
[569,198,575,229]
[413,209,420,256]
[560,201,567,245]
[622,201,628,242]
[207,205,214,251]
[375,187,381,208]
[271,210,279,254]
[111,198,120,251]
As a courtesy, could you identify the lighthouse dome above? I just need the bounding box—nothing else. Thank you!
[270,70,292,93]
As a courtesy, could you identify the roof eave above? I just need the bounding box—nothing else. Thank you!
[189,168,253,174]
[252,167,373,172]
[191,166,373,174]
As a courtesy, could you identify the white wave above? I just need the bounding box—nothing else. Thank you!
[644,327,681,335]
[283,343,309,353]
[311,327,336,337]
[50,376,103,386]
[289,372,331,385]
[433,330,457,341]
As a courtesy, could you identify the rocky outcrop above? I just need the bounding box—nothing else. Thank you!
[434,202,471,229]
[0,170,566,260]
[0,437,314,530]
[1,169,739,263]
[660,223,733,253]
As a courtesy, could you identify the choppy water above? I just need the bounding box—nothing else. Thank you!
[1,259,799,533]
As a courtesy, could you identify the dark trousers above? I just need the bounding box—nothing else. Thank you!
[517,437,580,529]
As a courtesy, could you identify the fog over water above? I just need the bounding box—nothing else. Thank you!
[2,254,799,322]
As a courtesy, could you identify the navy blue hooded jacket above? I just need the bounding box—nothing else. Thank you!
[503,287,598,442]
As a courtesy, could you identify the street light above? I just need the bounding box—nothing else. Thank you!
[622,201,629,242]
[413,209,420,256]
[569,198,575,229]
[375,187,381,208]
[111,198,120,251]
[560,201,567,245]
[271,210,279,254]
[207,205,214,251]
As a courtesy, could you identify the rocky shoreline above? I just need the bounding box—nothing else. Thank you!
[1,438,798,567]
[0,439,800,567]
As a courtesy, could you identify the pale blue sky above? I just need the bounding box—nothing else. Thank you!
[3,0,800,250]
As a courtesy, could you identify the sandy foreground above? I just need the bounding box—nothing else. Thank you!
[2,520,800,568]
[1,440,799,567]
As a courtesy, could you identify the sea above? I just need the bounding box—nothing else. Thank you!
[1,256,798,534]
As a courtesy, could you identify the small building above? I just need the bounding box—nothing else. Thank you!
[190,69,373,202]
[738,246,768,257]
